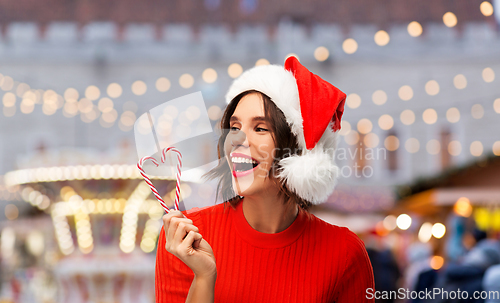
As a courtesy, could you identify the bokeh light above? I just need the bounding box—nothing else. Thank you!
[448,141,462,156]
[107,83,123,98]
[482,67,495,82]
[396,214,412,230]
[400,109,415,125]
[131,80,147,95]
[446,107,460,123]
[425,80,440,96]
[407,21,423,37]
[398,85,413,101]
[342,38,358,54]
[422,108,438,124]
[85,85,100,101]
[346,93,361,109]
[255,59,270,66]
[443,12,457,27]
[179,74,194,89]
[156,77,171,92]
[470,141,483,157]
[378,114,394,130]
[314,46,330,61]
[480,1,494,16]
[385,135,400,151]
[202,68,218,83]
[453,74,467,89]
[374,30,390,46]
[426,139,441,155]
[372,90,387,105]
[357,119,372,134]
[228,63,243,78]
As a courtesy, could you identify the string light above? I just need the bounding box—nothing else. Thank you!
[131,80,147,95]
[378,114,394,130]
[407,21,423,37]
[357,118,373,134]
[384,135,399,151]
[342,38,358,54]
[448,141,462,156]
[471,104,484,119]
[443,12,457,27]
[493,141,500,156]
[418,222,433,243]
[106,83,123,98]
[482,67,495,83]
[255,59,270,66]
[179,74,194,89]
[372,90,387,105]
[346,93,361,109]
[202,68,218,84]
[470,141,484,157]
[432,223,446,239]
[227,63,243,78]
[156,77,171,92]
[453,74,467,89]
[120,182,151,253]
[400,109,416,125]
[398,85,413,101]
[344,130,359,145]
[364,133,379,148]
[426,139,441,155]
[405,138,420,154]
[85,85,100,101]
[374,30,390,46]
[314,47,330,61]
[396,214,412,230]
[480,1,494,16]
[422,108,438,124]
[339,121,351,136]
[446,107,460,123]
[425,80,440,96]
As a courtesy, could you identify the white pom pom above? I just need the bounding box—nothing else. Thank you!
[277,150,340,205]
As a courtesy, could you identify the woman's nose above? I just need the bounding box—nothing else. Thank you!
[229,129,248,148]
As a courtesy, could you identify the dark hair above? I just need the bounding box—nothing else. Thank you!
[203,90,312,211]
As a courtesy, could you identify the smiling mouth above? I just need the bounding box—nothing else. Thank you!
[230,153,260,175]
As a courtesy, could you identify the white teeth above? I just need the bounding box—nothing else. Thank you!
[231,156,258,164]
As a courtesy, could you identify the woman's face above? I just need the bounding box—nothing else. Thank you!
[224,92,277,197]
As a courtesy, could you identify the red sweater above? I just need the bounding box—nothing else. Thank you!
[155,201,375,302]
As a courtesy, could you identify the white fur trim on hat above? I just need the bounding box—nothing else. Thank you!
[225,64,340,205]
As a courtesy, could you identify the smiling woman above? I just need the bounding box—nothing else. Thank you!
[155,57,375,303]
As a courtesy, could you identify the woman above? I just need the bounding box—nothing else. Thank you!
[156,56,375,303]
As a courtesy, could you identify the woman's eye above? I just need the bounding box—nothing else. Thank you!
[256,127,269,132]
[230,126,240,132]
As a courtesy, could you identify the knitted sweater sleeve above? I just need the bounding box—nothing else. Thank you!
[155,208,205,303]
[333,228,375,303]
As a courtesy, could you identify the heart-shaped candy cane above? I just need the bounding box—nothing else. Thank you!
[137,147,183,213]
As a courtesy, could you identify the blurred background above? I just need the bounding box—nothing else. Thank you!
[1,0,500,302]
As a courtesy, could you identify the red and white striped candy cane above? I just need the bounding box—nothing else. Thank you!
[161,147,182,211]
[137,156,171,213]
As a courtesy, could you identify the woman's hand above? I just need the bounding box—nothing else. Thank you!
[163,211,217,279]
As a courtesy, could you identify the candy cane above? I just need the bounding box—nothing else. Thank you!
[137,156,171,213]
[161,147,182,211]
[137,147,183,213]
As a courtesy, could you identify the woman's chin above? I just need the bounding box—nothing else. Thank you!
[231,176,256,197]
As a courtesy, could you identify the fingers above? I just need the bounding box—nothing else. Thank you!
[163,211,201,255]
[180,231,203,256]
[173,221,199,246]
[162,210,185,229]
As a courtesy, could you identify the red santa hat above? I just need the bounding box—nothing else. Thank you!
[225,56,346,204]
